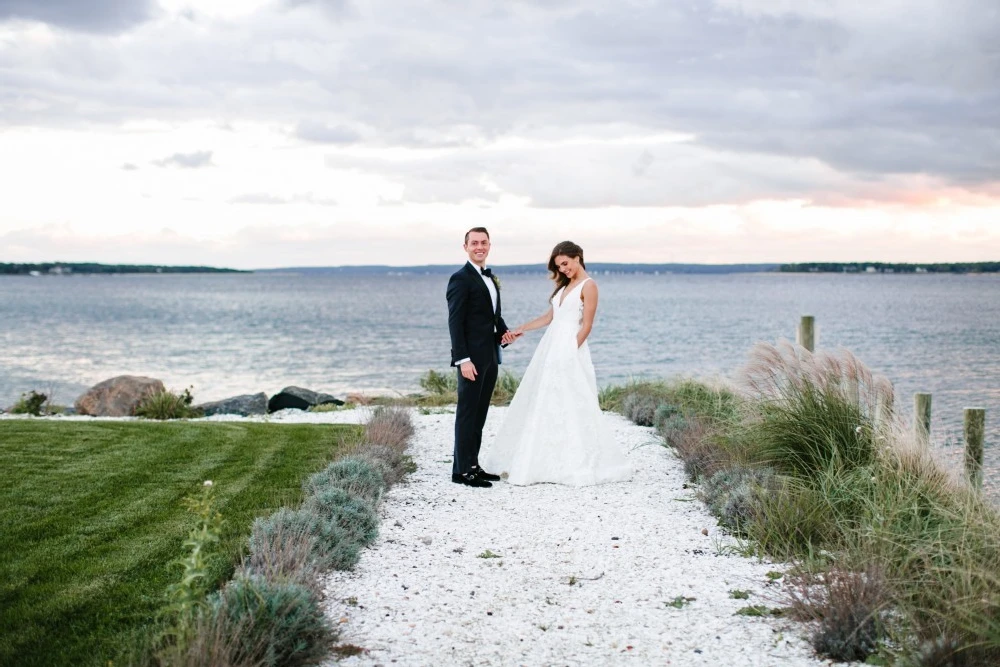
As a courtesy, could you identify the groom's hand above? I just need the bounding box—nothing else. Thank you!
[459,361,478,382]
[501,329,524,345]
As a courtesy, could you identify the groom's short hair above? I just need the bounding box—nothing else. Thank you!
[464,227,490,244]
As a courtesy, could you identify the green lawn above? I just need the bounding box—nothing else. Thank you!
[0,420,357,667]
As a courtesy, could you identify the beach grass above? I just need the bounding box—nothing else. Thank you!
[404,368,520,407]
[608,346,1000,665]
[0,420,358,667]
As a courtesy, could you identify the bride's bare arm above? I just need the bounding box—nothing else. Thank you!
[576,281,599,347]
[500,306,552,344]
[518,307,553,333]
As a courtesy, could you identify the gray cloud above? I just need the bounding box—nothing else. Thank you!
[229,193,288,205]
[632,150,654,177]
[121,162,138,171]
[294,121,361,144]
[282,0,354,16]
[229,192,339,206]
[0,0,996,204]
[152,151,214,169]
[0,0,156,33]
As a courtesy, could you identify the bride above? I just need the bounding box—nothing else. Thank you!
[479,241,632,486]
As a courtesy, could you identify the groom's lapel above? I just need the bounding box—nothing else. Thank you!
[465,262,493,311]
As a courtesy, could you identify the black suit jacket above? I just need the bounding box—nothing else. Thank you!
[447,262,509,368]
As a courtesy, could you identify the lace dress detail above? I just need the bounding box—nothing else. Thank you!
[480,279,632,486]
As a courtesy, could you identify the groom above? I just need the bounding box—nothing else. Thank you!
[447,227,518,488]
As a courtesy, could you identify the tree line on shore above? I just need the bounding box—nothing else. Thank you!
[780,261,1000,273]
[0,262,245,275]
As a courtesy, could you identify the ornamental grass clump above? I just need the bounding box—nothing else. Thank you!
[418,369,457,395]
[741,342,894,478]
[670,418,734,481]
[243,518,321,596]
[364,406,414,450]
[302,487,379,548]
[136,387,203,420]
[251,507,360,572]
[350,443,414,488]
[491,370,521,405]
[305,457,386,505]
[653,402,682,431]
[10,390,47,415]
[206,575,334,667]
[744,343,893,478]
[786,566,890,663]
[621,392,659,426]
[700,465,776,534]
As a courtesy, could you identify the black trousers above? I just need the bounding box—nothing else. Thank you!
[453,360,498,475]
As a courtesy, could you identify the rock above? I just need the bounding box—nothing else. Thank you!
[267,386,344,412]
[75,375,166,417]
[195,393,268,416]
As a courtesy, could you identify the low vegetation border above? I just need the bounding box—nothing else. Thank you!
[606,343,1000,666]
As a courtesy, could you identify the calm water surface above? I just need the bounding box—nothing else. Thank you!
[1,272,997,486]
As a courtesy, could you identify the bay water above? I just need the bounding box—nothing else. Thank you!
[1,271,997,489]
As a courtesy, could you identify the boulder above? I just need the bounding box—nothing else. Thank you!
[75,375,166,417]
[195,393,268,417]
[268,386,344,412]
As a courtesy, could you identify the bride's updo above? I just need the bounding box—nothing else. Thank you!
[547,240,585,299]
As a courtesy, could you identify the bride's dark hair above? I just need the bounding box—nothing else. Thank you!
[548,240,586,299]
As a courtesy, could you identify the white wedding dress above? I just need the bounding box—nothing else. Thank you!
[480,278,632,486]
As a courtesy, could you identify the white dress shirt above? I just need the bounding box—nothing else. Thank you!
[455,262,497,367]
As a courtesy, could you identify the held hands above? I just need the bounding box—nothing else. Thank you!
[501,329,524,346]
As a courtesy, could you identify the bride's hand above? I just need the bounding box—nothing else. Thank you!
[502,329,524,345]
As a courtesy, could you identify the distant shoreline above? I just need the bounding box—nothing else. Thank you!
[258,263,783,275]
[0,262,247,276]
[4,260,998,277]
[779,261,1000,274]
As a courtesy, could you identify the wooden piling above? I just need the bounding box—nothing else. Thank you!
[964,408,986,490]
[875,392,895,430]
[798,316,815,352]
[914,393,932,449]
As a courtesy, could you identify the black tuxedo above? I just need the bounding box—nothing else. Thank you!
[446,262,510,476]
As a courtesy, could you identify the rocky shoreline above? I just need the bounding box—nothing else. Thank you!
[2,374,348,418]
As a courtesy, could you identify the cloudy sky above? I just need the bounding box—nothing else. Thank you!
[0,0,997,268]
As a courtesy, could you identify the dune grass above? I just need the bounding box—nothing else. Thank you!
[400,369,520,407]
[609,345,1000,664]
[0,420,358,667]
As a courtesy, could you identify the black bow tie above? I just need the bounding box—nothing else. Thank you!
[481,268,493,278]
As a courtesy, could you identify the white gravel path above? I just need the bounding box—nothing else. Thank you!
[320,406,836,667]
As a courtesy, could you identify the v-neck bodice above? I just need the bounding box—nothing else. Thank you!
[554,278,590,309]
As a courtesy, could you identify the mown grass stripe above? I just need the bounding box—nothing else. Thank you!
[0,420,357,667]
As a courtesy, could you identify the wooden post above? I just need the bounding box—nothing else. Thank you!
[964,408,986,490]
[875,392,894,429]
[798,315,815,352]
[914,393,932,449]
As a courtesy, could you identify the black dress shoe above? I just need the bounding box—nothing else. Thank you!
[451,472,493,488]
[473,467,501,482]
